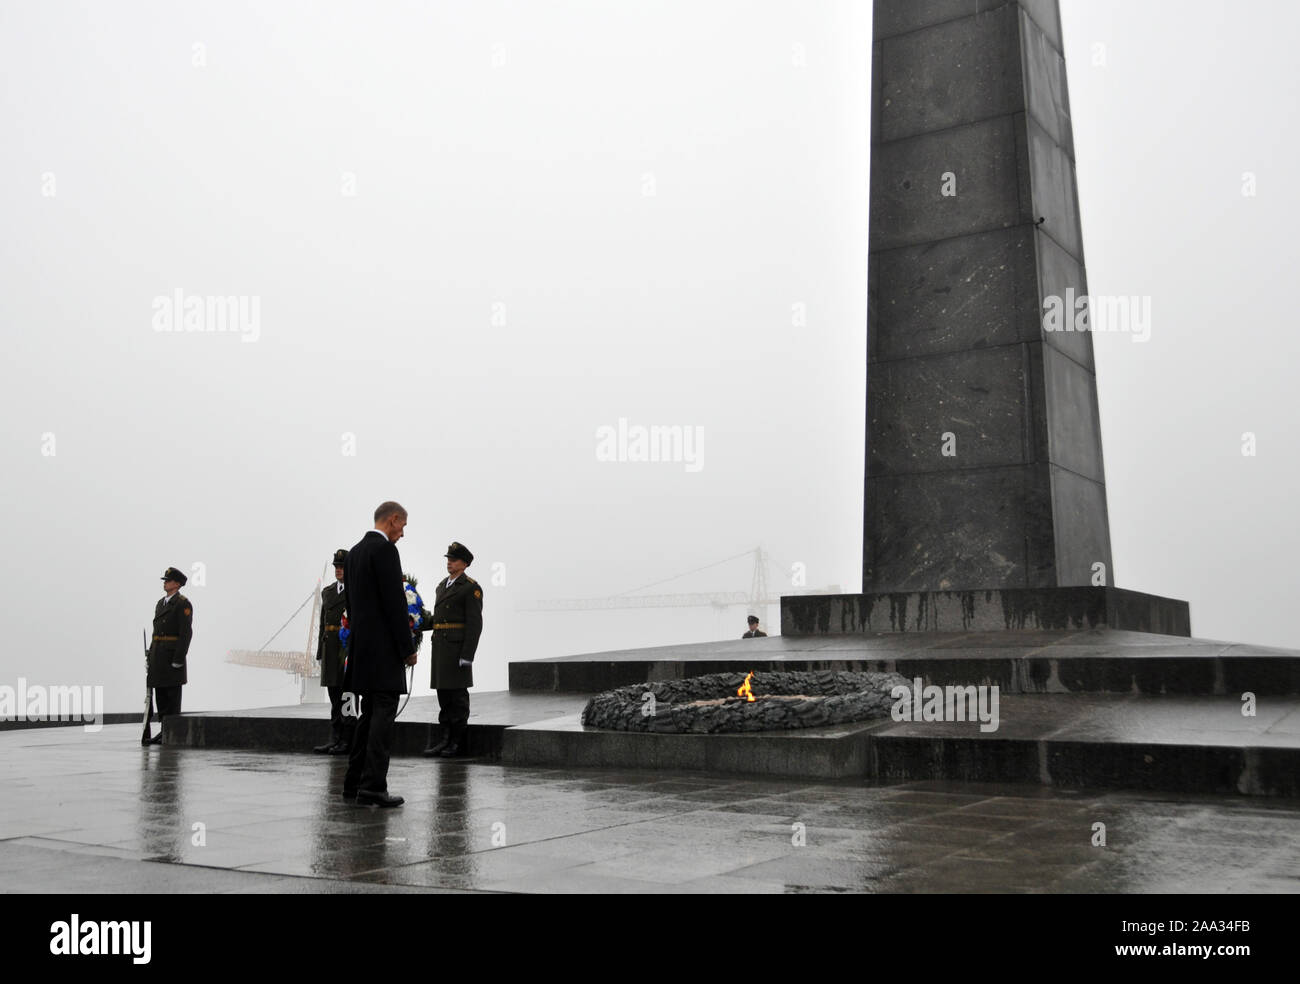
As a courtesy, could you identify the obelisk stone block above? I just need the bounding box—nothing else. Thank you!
[865,0,1112,593]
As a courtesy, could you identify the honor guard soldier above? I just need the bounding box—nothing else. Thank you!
[742,615,766,638]
[421,542,483,757]
[314,549,352,754]
[146,567,193,743]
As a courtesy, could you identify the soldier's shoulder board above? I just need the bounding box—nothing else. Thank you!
[465,575,478,585]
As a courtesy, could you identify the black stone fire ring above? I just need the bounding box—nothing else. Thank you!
[580,670,909,734]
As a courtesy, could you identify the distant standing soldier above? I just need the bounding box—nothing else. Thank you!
[742,615,766,639]
[145,567,193,744]
[421,542,483,758]
[314,548,351,755]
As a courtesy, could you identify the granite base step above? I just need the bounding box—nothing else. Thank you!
[164,692,588,759]
[509,628,1300,696]
[167,714,507,758]
[500,694,1300,797]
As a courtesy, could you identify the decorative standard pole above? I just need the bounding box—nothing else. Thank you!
[787,0,1188,635]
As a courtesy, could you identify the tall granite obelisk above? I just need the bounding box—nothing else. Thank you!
[788,0,1188,635]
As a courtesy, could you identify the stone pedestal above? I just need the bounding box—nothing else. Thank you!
[782,587,1190,637]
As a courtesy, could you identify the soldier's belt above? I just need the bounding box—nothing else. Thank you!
[152,635,179,642]
[432,623,465,630]
[325,625,340,632]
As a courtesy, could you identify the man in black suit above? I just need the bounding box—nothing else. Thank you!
[341,501,418,808]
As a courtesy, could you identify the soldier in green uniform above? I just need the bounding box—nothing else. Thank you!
[743,615,767,638]
[421,542,483,758]
[313,548,351,754]
[145,567,193,745]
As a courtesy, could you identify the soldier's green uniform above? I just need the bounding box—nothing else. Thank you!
[148,585,192,687]
[318,571,348,688]
[422,542,483,757]
[428,572,483,689]
[147,567,193,729]
[314,548,352,754]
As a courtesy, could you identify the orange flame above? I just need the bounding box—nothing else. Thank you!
[737,671,756,703]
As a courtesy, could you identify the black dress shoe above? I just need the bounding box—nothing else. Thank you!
[313,742,335,754]
[356,790,404,808]
[327,741,351,755]
[146,735,163,746]
[342,789,358,801]
[437,740,459,758]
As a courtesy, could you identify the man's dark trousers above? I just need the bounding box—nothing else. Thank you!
[437,688,469,727]
[345,691,399,794]
[326,685,345,744]
[155,686,182,718]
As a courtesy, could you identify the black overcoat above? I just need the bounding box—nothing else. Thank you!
[427,575,483,689]
[343,531,410,694]
[147,593,193,687]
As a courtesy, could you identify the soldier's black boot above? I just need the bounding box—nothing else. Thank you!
[422,725,449,757]
[330,717,357,755]
[323,717,349,754]
[315,716,343,753]
[438,723,466,758]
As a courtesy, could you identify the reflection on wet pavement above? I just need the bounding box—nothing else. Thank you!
[2,725,1297,894]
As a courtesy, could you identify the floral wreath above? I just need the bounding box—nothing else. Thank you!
[405,574,432,651]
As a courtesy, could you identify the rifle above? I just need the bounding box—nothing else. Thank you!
[140,627,154,746]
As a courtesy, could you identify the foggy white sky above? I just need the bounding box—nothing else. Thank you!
[2,1,1296,713]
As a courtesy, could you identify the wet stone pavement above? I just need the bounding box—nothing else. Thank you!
[3,725,1298,894]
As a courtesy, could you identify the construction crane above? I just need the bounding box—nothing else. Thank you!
[226,576,323,703]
